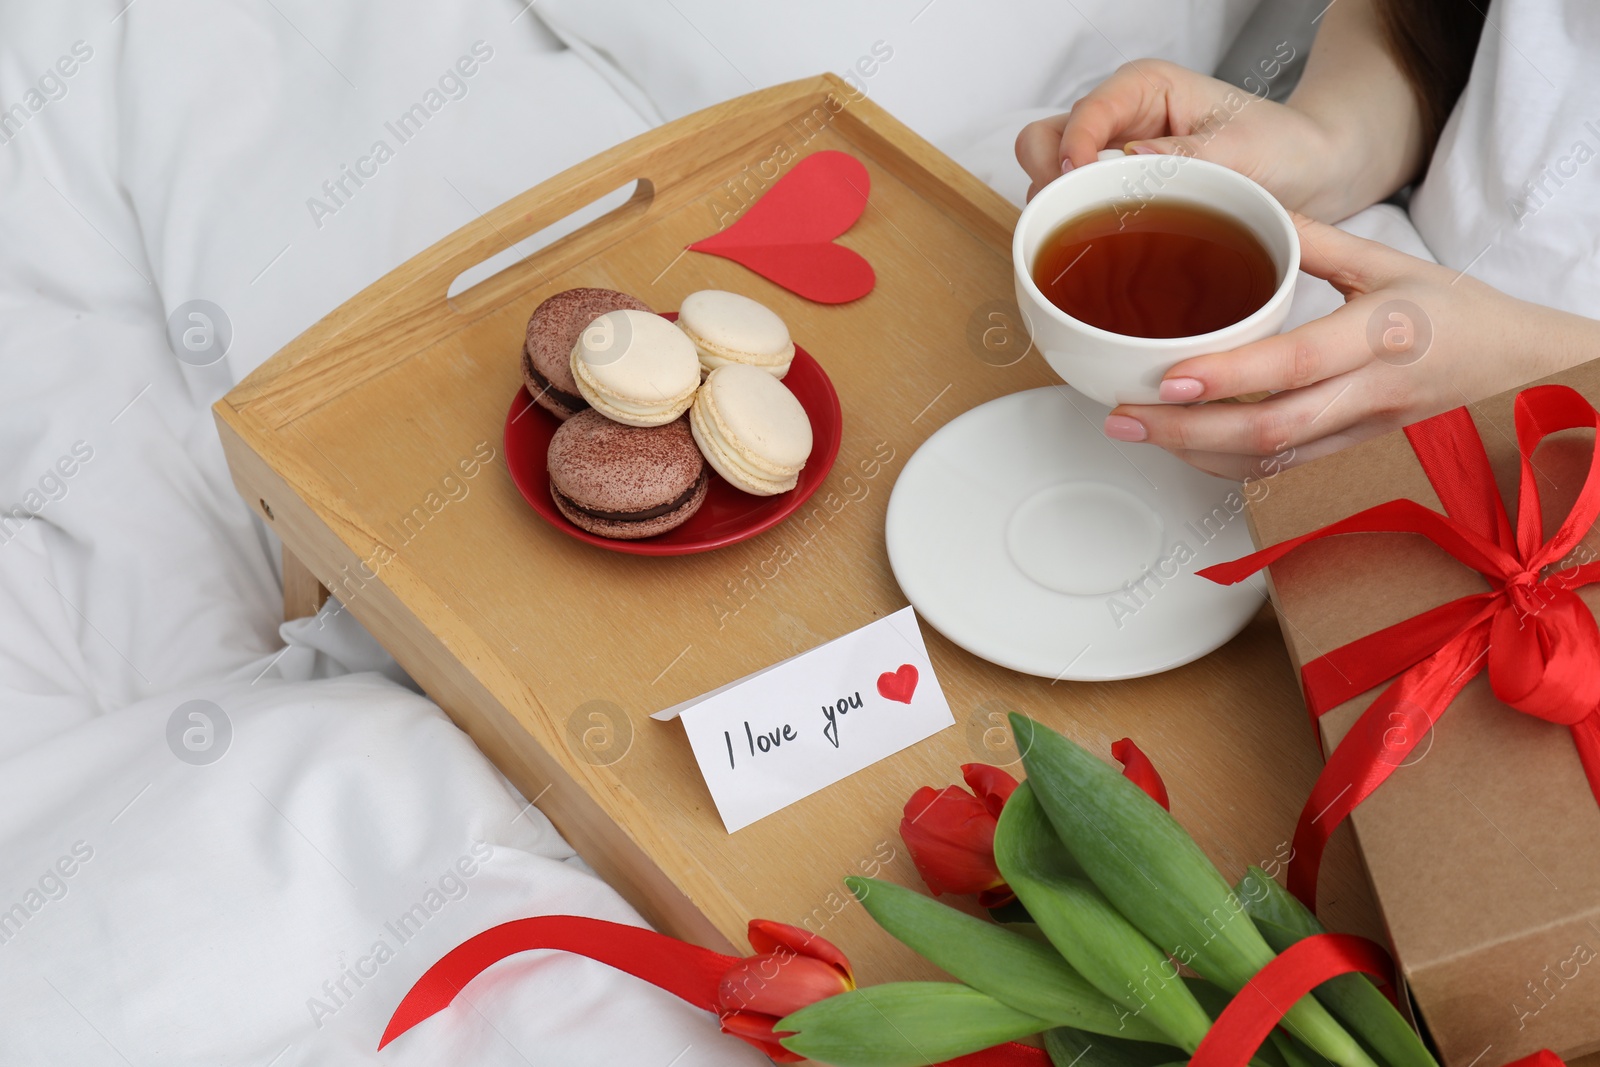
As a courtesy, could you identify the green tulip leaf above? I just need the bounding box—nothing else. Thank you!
[1044,1026,1189,1067]
[847,876,1170,1043]
[994,781,1213,1051]
[778,981,1047,1067]
[1238,868,1440,1067]
[1009,715,1380,1067]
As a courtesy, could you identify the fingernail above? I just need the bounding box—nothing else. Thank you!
[1060,158,1075,174]
[1103,415,1147,442]
[1128,143,1162,155]
[1159,377,1204,402]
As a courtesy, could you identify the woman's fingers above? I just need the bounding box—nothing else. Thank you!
[1056,65,1175,170]
[1288,212,1409,295]
[1164,448,1281,481]
[1016,70,1170,198]
[1016,115,1069,196]
[1160,303,1371,400]
[1158,219,1439,400]
[1109,374,1372,455]
[1168,430,1365,480]
[1017,60,1262,197]
[1016,63,1169,194]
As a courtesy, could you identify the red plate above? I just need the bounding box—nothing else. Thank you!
[504,314,843,556]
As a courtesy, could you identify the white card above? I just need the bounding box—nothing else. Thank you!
[661,606,954,833]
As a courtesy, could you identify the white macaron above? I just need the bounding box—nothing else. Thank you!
[690,364,813,496]
[570,309,700,427]
[676,290,796,379]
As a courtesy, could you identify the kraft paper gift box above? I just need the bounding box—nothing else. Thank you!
[1242,360,1600,1067]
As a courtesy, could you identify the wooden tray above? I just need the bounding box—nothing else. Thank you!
[214,75,1379,986]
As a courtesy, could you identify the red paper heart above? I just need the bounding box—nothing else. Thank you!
[877,664,918,704]
[687,150,875,304]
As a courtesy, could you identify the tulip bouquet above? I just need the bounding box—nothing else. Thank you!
[377,713,1448,1067]
[768,714,1439,1067]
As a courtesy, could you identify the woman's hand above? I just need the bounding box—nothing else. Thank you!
[1015,59,1348,217]
[1016,0,1428,219]
[1100,216,1600,480]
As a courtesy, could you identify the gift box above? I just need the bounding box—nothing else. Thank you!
[1237,362,1600,1067]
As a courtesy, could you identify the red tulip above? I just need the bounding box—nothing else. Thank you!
[900,763,1019,907]
[716,919,855,1062]
[1111,737,1170,810]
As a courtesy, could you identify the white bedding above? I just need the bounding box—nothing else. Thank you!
[0,1,1418,1063]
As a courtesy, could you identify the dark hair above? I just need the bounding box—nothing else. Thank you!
[1374,0,1488,149]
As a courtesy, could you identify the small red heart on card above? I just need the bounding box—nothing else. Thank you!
[687,150,875,304]
[877,664,918,704]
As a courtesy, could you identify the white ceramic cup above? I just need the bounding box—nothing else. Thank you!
[1012,151,1300,407]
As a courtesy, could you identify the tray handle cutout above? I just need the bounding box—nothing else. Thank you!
[446,178,652,310]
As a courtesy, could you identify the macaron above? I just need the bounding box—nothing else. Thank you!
[677,290,796,379]
[689,364,813,496]
[546,410,707,540]
[570,309,700,427]
[523,288,653,420]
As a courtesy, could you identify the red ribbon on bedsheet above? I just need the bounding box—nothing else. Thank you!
[376,914,1041,1063]
[1198,384,1600,910]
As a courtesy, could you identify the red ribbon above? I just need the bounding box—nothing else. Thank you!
[1199,385,1600,908]
[1192,934,1565,1067]
[378,917,733,1049]
[378,914,1045,1064]
[1191,934,1392,1067]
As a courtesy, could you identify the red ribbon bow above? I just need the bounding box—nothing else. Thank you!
[1199,385,1600,907]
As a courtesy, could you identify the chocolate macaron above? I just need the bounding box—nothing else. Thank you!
[546,410,707,540]
[523,288,652,420]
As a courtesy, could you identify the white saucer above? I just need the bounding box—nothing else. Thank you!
[885,386,1267,681]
